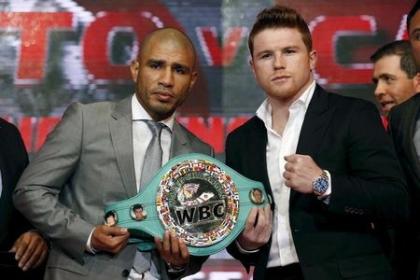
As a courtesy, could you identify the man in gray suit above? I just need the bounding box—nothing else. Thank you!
[13,28,213,280]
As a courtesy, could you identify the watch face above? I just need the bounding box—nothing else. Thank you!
[313,177,328,194]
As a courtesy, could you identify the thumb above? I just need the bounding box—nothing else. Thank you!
[9,245,16,253]
[106,226,128,236]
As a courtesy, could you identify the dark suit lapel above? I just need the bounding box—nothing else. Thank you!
[291,86,335,201]
[244,118,274,202]
[404,95,420,176]
[109,96,137,197]
[0,125,7,238]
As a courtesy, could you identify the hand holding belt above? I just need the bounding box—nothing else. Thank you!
[104,153,270,256]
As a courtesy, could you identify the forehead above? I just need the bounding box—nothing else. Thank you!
[410,10,420,32]
[253,28,306,50]
[140,38,195,66]
[373,55,404,73]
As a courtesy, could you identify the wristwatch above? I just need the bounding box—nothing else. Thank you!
[166,262,186,276]
[312,170,329,196]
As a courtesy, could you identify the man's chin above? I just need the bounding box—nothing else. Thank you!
[151,105,175,119]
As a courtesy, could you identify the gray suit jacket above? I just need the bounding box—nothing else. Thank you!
[13,96,213,280]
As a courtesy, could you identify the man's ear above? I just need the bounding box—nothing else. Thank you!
[309,50,317,72]
[413,72,420,93]
[130,60,140,82]
[249,56,256,77]
[189,71,198,91]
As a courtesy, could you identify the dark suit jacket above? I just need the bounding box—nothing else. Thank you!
[388,94,420,279]
[226,85,408,280]
[0,118,45,279]
[0,118,30,250]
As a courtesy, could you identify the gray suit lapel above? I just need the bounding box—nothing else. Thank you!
[170,122,191,157]
[109,96,137,197]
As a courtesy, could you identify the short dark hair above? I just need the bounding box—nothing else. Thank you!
[370,40,417,78]
[133,204,143,211]
[407,0,420,31]
[248,5,312,56]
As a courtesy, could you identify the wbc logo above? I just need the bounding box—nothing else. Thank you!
[156,159,239,247]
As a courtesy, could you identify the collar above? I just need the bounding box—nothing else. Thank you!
[131,94,175,131]
[256,80,316,128]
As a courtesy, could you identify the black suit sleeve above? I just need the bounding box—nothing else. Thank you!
[326,102,409,224]
[225,132,266,269]
[0,119,31,250]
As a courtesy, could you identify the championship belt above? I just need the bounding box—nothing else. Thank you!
[104,153,269,256]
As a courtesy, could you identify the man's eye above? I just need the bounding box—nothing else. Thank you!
[284,49,296,55]
[260,53,271,59]
[174,67,187,74]
[384,76,394,84]
[149,62,161,69]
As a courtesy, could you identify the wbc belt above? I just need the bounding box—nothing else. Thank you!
[104,153,269,256]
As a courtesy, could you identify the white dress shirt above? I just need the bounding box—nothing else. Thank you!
[130,95,174,279]
[256,81,316,267]
[131,95,174,191]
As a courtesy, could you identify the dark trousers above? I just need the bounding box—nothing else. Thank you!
[265,263,304,280]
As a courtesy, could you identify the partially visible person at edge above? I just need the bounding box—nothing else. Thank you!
[388,1,420,279]
[0,118,48,279]
[225,5,408,280]
[13,28,213,280]
[370,40,419,130]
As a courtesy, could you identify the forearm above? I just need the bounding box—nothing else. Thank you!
[14,186,94,262]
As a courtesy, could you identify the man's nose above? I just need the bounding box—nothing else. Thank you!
[159,68,174,87]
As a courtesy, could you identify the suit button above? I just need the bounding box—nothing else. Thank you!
[122,269,130,277]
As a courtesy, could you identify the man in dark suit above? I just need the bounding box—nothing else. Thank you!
[0,118,48,279]
[370,40,419,117]
[388,2,420,279]
[14,28,213,280]
[226,5,408,280]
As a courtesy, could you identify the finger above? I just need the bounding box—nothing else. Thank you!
[284,154,296,162]
[170,232,179,256]
[265,204,273,221]
[283,171,291,180]
[162,231,171,254]
[14,237,28,261]
[263,205,273,236]
[9,243,16,253]
[95,230,129,252]
[18,239,36,269]
[107,235,129,253]
[154,236,163,253]
[22,242,43,271]
[284,163,293,172]
[33,245,48,268]
[255,207,266,230]
[104,226,128,236]
[179,239,189,261]
[244,208,258,232]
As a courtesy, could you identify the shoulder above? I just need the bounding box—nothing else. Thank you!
[389,93,420,118]
[315,88,380,123]
[64,100,115,115]
[176,122,213,152]
[0,118,22,139]
[0,118,27,161]
[322,88,376,111]
[227,116,265,140]
[230,116,264,134]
